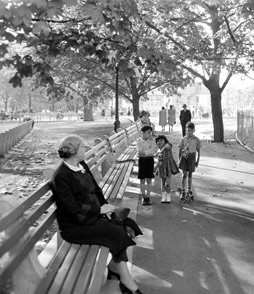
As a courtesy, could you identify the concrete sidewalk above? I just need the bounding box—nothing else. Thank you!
[101,125,254,294]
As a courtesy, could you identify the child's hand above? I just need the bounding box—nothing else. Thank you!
[195,161,199,168]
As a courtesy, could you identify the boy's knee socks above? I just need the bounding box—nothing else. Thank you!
[140,183,146,195]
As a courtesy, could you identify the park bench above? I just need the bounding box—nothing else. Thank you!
[0,120,141,294]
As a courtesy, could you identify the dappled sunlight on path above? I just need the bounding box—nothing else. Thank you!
[132,119,254,294]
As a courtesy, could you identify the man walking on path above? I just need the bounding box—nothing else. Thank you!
[179,104,191,136]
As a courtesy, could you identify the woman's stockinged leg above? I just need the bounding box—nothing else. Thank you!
[108,259,138,291]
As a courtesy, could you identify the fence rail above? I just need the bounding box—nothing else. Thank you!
[0,120,34,157]
[237,111,254,150]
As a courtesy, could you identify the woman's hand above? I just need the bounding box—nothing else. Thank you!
[100,204,117,217]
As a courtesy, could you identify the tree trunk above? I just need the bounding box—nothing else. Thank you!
[209,89,224,142]
[131,93,140,121]
[82,97,94,121]
[83,106,94,121]
[203,72,224,142]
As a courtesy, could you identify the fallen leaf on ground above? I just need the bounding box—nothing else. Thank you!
[212,194,222,197]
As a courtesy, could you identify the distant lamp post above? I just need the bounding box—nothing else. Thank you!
[114,65,121,132]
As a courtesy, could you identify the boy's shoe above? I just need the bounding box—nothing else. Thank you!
[187,190,194,201]
[180,191,186,203]
[142,197,152,206]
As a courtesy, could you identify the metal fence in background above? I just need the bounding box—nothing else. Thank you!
[237,111,254,150]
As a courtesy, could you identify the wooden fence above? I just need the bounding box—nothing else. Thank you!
[237,111,254,151]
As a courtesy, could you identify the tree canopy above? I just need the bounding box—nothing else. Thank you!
[1,0,254,141]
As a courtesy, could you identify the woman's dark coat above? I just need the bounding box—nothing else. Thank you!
[50,161,142,258]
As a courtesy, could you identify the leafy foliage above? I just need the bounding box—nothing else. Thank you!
[139,0,254,141]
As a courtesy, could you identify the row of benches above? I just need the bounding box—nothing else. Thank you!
[0,120,34,157]
[0,120,142,294]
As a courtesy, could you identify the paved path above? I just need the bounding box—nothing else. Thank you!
[101,122,254,294]
[2,118,253,294]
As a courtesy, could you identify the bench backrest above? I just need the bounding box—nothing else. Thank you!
[0,183,54,293]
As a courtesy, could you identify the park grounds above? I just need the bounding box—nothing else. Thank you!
[1,116,254,293]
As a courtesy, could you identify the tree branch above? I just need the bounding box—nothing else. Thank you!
[140,81,168,96]
[32,17,89,24]
[220,58,238,92]
[181,64,207,84]
[144,20,187,51]
[92,76,132,101]
[137,71,153,92]
[224,16,237,44]
[65,84,87,100]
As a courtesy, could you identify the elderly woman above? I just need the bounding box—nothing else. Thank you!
[51,135,143,294]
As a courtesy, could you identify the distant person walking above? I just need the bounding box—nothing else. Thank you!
[159,107,167,131]
[178,122,201,204]
[168,105,176,132]
[180,104,192,137]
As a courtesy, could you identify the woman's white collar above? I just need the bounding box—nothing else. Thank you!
[63,161,86,173]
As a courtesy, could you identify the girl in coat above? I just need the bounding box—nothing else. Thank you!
[155,135,179,203]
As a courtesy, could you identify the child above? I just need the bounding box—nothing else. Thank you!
[140,111,156,136]
[178,122,201,203]
[136,125,158,205]
[155,135,179,203]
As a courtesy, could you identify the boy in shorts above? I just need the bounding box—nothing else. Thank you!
[136,125,157,205]
[178,122,201,203]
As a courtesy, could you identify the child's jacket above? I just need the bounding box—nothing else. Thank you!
[157,144,179,177]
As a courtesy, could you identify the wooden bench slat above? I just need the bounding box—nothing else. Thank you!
[34,241,73,294]
[116,162,135,200]
[102,147,136,200]
[86,246,109,294]
[103,164,123,199]
[86,147,108,167]
[98,162,118,188]
[0,196,54,258]
[0,210,56,288]
[59,245,90,294]
[72,245,101,294]
[0,182,51,232]
[108,162,132,200]
[47,244,80,294]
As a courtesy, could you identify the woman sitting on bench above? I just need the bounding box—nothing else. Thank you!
[51,135,144,294]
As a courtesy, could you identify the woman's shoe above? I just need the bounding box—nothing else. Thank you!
[119,281,144,294]
[107,268,121,280]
